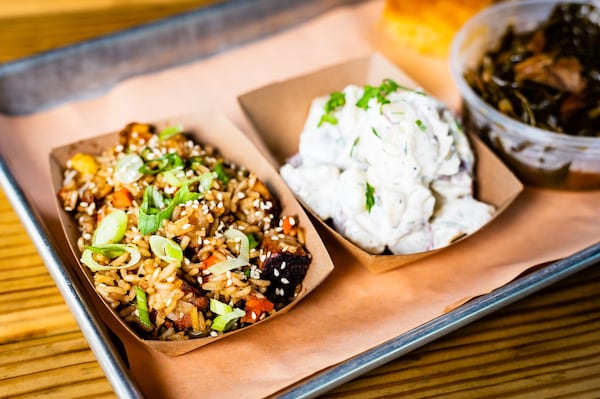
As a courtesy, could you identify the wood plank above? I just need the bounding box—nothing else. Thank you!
[0,265,50,281]
[0,362,109,398]
[0,1,223,62]
[0,274,57,293]
[0,254,46,270]
[0,331,83,353]
[0,287,67,313]
[10,379,116,399]
[0,304,79,342]
[1,348,99,380]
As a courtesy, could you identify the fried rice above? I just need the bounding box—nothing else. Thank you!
[58,122,311,340]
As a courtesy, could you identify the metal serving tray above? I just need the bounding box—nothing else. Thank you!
[1,0,600,397]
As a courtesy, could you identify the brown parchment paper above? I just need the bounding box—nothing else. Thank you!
[1,1,600,398]
[49,112,335,356]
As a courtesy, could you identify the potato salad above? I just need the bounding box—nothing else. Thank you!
[280,79,494,255]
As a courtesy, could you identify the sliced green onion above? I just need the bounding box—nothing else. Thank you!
[206,228,250,275]
[158,124,184,141]
[92,210,128,246]
[81,244,141,271]
[416,119,427,132]
[192,172,215,193]
[212,308,245,332]
[149,235,183,264]
[209,299,245,332]
[205,258,248,275]
[213,161,230,185]
[139,153,184,175]
[85,243,127,258]
[114,154,144,184]
[138,186,169,235]
[224,228,249,262]
[210,298,232,315]
[135,286,152,329]
[138,181,202,235]
[162,167,187,187]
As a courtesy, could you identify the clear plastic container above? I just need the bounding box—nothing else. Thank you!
[450,0,600,190]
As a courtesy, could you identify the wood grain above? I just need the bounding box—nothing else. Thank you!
[1,2,600,398]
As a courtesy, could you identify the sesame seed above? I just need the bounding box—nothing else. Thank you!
[281,278,290,285]
[251,311,257,320]
[237,192,245,199]
[273,269,280,277]
[210,331,218,337]
[182,223,191,230]
[280,261,286,270]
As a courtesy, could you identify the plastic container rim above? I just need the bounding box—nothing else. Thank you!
[450,0,600,151]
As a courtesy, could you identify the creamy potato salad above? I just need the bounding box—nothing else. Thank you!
[280,79,494,255]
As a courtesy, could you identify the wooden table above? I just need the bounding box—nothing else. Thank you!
[1,1,600,398]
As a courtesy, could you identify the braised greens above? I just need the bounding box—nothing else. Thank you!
[464,3,599,136]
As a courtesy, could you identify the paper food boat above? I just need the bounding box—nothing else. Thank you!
[49,111,335,356]
[239,53,523,273]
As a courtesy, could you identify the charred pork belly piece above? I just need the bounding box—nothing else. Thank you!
[259,232,311,306]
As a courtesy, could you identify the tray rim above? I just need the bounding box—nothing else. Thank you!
[2,0,600,396]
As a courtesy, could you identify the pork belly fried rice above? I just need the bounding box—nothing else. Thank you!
[58,122,311,340]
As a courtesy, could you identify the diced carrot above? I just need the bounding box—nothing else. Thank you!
[112,187,133,208]
[201,254,220,270]
[281,215,294,235]
[241,295,274,324]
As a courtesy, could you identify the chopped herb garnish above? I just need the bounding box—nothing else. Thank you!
[214,161,230,185]
[416,119,427,132]
[349,136,360,157]
[318,91,346,127]
[318,113,339,127]
[356,85,379,110]
[371,126,381,138]
[356,78,402,110]
[365,182,375,213]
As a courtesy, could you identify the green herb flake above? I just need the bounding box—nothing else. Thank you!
[365,182,375,213]
[349,136,360,157]
[318,91,346,127]
[416,119,427,132]
[318,113,339,127]
[356,78,403,110]
[371,126,381,138]
[356,85,379,110]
